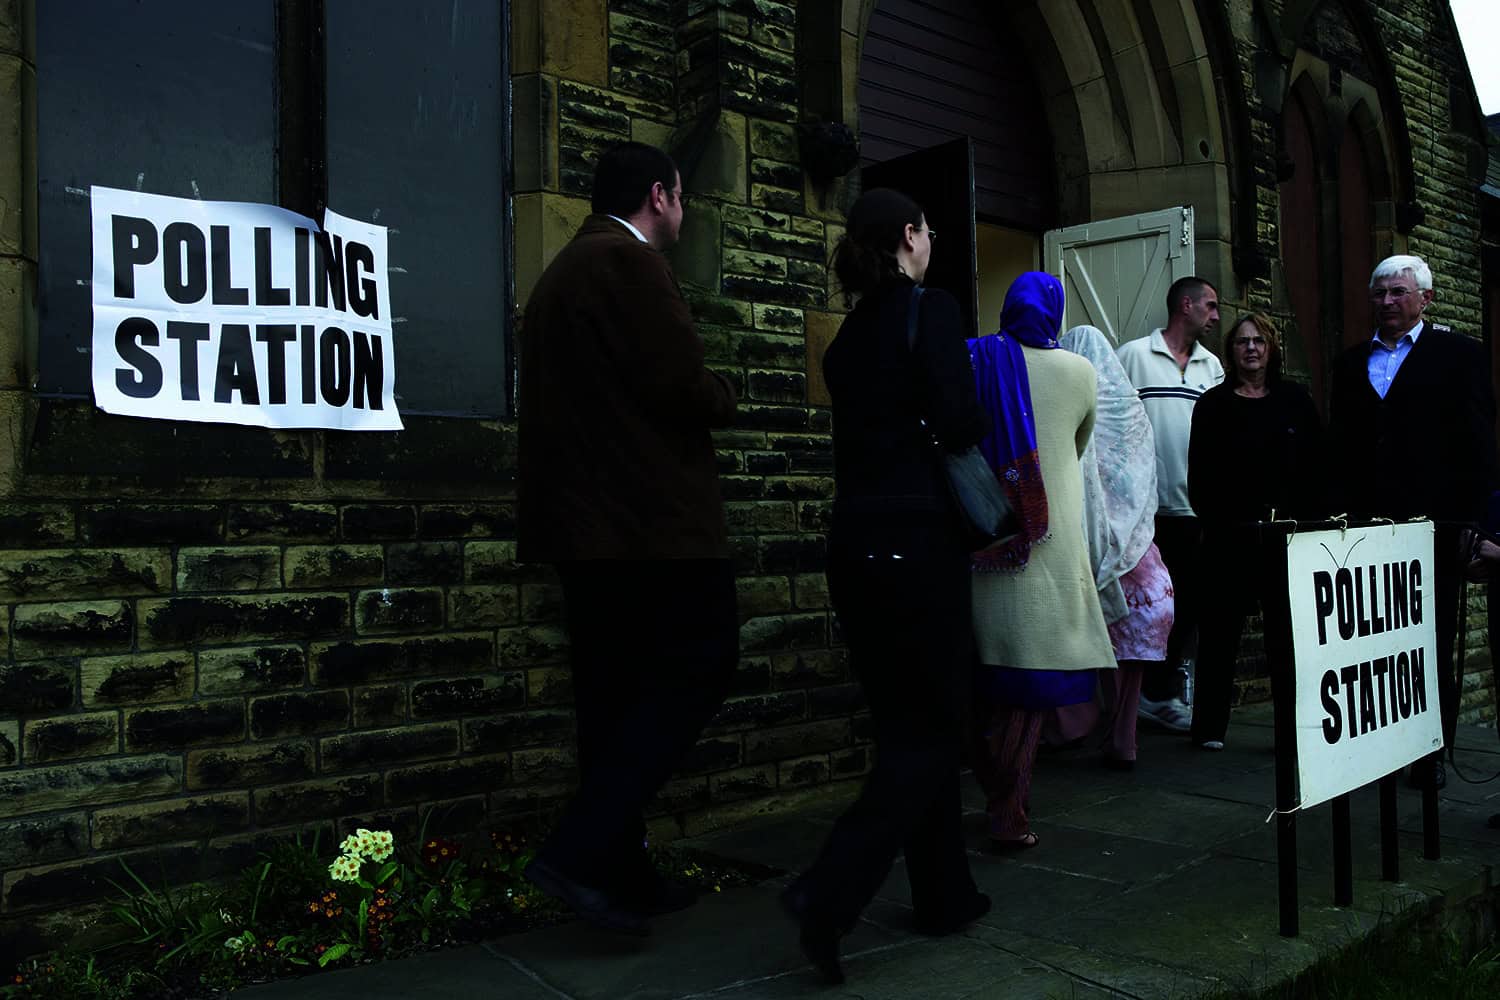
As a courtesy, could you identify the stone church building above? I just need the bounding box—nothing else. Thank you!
[1,0,1495,946]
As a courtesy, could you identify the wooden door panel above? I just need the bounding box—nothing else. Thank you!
[1044,208,1196,347]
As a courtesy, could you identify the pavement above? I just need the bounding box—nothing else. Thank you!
[234,704,1500,999]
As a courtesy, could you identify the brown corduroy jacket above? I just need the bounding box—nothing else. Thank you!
[517,215,738,562]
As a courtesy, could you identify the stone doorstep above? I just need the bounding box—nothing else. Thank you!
[229,710,1499,999]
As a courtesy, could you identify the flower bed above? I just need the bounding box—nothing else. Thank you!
[3,825,772,999]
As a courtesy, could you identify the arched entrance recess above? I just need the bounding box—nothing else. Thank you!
[813,0,1237,327]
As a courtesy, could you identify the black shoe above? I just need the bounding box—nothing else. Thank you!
[913,892,991,936]
[780,883,845,985]
[525,858,650,936]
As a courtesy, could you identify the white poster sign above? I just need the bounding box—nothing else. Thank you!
[1287,522,1441,810]
[90,186,402,430]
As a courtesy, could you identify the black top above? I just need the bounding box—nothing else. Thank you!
[1327,324,1497,524]
[823,279,988,539]
[1187,380,1324,527]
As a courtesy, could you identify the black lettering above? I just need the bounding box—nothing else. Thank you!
[114,318,161,398]
[1321,670,1342,744]
[351,331,383,410]
[300,325,317,404]
[295,227,311,306]
[1409,561,1423,625]
[165,321,211,401]
[110,215,157,298]
[1372,656,1390,727]
[213,324,260,404]
[1335,568,1356,640]
[1355,568,1370,637]
[254,227,290,306]
[210,225,250,305]
[255,325,296,405]
[1341,663,1359,735]
[162,222,207,304]
[345,241,379,319]
[1368,566,1384,634]
[1392,650,1404,719]
[1314,571,1335,645]
[1358,659,1376,735]
[1410,646,1426,714]
[320,327,351,406]
[1382,563,1393,632]
[314,231,346,310]
[1392,561,1408,629]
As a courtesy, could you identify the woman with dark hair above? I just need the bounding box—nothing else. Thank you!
[1187,313,1323,749]
[781,188,990,984]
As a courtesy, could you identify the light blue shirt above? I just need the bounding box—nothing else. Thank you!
[1366,321,1423,399]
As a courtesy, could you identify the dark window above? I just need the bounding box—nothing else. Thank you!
[36,0,512,418]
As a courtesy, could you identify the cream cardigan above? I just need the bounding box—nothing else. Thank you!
[971,346,1116,671]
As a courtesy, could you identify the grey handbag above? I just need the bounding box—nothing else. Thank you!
[906,287,1020,549]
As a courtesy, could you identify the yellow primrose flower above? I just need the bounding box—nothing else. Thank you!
[367,829,395,862]
[329,853,362,882]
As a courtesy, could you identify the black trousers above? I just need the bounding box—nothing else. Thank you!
[1145,514,1202,700]
[797,518,977,930]
[540,558,738,892]
[1433,526,1462,752]
[1191,528,1260,745]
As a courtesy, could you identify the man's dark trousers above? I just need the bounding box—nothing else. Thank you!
[539,558,738,895]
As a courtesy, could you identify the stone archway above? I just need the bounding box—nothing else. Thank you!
[812,0,1236,295]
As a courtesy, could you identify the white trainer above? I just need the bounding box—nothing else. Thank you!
[1139,695,1192,733]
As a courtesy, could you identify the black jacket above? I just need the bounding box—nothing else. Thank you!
[823,279,988,529]
[1327,323,1497,525]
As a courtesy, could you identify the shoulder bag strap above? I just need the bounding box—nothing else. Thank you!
[905,285,925,352]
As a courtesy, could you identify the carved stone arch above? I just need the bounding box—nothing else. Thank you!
[839,0,1233,288]
[1264,0,1416,225]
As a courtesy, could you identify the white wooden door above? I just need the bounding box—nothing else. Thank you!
[1042,207,1196,347]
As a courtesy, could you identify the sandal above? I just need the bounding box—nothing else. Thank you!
[986,831,1040,854]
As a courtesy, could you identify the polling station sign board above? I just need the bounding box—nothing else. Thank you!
[90,186,402,431]
[1286,522,1441,810]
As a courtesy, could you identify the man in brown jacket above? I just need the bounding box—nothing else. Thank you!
[517,143,739,934]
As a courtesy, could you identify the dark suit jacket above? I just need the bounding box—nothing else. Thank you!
[1327,322,1497,525]
[517,216,737,562]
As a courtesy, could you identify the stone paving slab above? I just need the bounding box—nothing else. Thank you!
[235,707,1498,999]
[232,944,563,999]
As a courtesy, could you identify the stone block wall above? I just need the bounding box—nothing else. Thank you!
[3,0,1496,950]
[0,0,874,950]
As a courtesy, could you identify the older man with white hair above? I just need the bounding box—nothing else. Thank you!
[1328,253,1498,790]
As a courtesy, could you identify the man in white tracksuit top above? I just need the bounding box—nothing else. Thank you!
[1116,276,1224,734]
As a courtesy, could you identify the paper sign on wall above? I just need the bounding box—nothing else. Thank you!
[1286,522,1441,810]
[90,186,402,430]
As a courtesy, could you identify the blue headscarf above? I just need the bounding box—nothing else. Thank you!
[968,271,1065,571]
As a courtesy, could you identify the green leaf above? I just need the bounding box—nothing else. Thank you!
[318,942,353,967]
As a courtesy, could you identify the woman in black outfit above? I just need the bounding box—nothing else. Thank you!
[781,188,991,984]
[1187,313,1323,749]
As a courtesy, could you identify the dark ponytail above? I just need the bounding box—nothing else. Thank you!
[832,187,924,308]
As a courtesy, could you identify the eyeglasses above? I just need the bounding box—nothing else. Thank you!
[923,227,937,242]
[1232,336,1267,349]
[1368,286,1416,302]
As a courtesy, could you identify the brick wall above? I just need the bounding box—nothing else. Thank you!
[3,0,1496,951]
